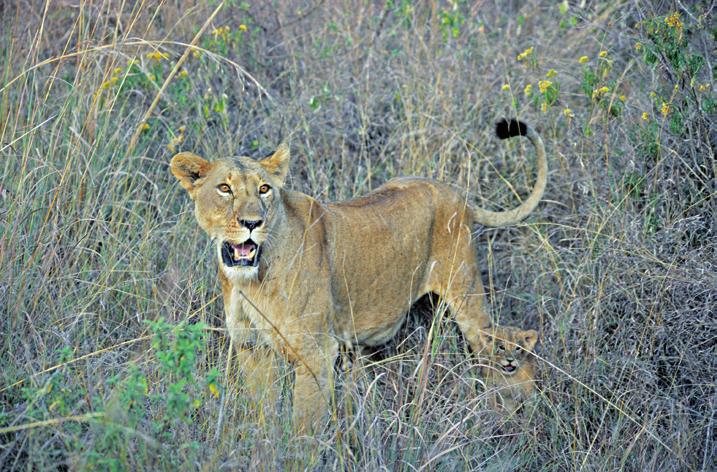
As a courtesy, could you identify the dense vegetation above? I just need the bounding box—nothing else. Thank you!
[1,1,714,470]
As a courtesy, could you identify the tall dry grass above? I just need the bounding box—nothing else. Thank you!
[1,1,714,470]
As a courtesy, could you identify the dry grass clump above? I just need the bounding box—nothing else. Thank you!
[1,1,714,470]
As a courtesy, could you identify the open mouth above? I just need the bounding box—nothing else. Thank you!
[501,364,517,374]
[221,239,261,268]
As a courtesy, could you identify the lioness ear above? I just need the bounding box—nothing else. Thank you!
[521,329,538,351]
[259,143,290,184]
[170,152,210,197]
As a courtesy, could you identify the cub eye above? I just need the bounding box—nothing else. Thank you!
[258,184,271,195]
[217,184,231,193]
[497,344,505,352]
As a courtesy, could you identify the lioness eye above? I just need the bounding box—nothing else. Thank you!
[259,184,271,195]
[217,184,231,193]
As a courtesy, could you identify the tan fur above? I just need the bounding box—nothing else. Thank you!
[479,325,538,414]
[170,125,547,434]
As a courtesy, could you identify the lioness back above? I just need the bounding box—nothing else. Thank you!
[325,177,470,345]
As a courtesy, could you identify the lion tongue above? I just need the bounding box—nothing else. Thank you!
[233,243,255,259]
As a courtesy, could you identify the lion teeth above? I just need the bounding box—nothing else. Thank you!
[247,248,256,258]
[233,247,241,260]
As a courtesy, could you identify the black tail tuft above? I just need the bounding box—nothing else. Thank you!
[495,118,528,139]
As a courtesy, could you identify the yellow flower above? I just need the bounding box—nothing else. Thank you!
[541,102,548,113]
[239,24,248,32]
[649,91,656,98]
[501,83,511,91]
[697,84,710,92]
[546,69,557,78]
[563,108,574,118]
[538,80,552,94]
[146,51,168,61]
[591,86,609,101]
[110,76,118,84]
[179,69,189,78]
[664,12,683,30]
[578,55,589,64]
[208,383,220,398]
[140,122,150,131]
[599,50,608,58]
[192,49,201,59]
[516,47,534,61]
[113,67,123,75]
[212,25,232,40]
[101,80,111,90]
[661,102,670,117]
[523,83,533,96]
[635,42,642,51]
[619,94,626,102]
[167,126,186,153]
[641,112,649,121]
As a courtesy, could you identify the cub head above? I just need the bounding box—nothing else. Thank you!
[479,326,538,376]
[170,145,290,282]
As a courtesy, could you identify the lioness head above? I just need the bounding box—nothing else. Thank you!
[480,326,537,376]
[170,145,290,282]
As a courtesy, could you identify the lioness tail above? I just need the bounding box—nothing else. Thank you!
[472,119,548,227]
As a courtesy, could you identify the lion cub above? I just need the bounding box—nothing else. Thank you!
[479,326,538,414]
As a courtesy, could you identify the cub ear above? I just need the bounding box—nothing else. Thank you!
[259,143,290,184]
[478,327,494,352]
[170,152,210,197]
[521,329,538,351]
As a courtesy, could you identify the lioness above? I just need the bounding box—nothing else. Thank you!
[170,118,547,433]
[479,325,538,414]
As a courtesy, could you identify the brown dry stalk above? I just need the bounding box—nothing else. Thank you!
[0,412,103,435]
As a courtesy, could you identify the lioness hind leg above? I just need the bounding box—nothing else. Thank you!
[425,213,493,354]
[448,289,493,355]
[426,257,493,355]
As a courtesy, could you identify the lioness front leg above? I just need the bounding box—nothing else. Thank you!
[291,339,338,435]
[234,346,278,400]
[227,316,278,403]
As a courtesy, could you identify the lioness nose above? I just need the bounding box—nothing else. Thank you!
[240,219,263,231]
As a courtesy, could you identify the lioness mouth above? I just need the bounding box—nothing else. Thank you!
[501,364,517,374]
[221,240,261,268]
